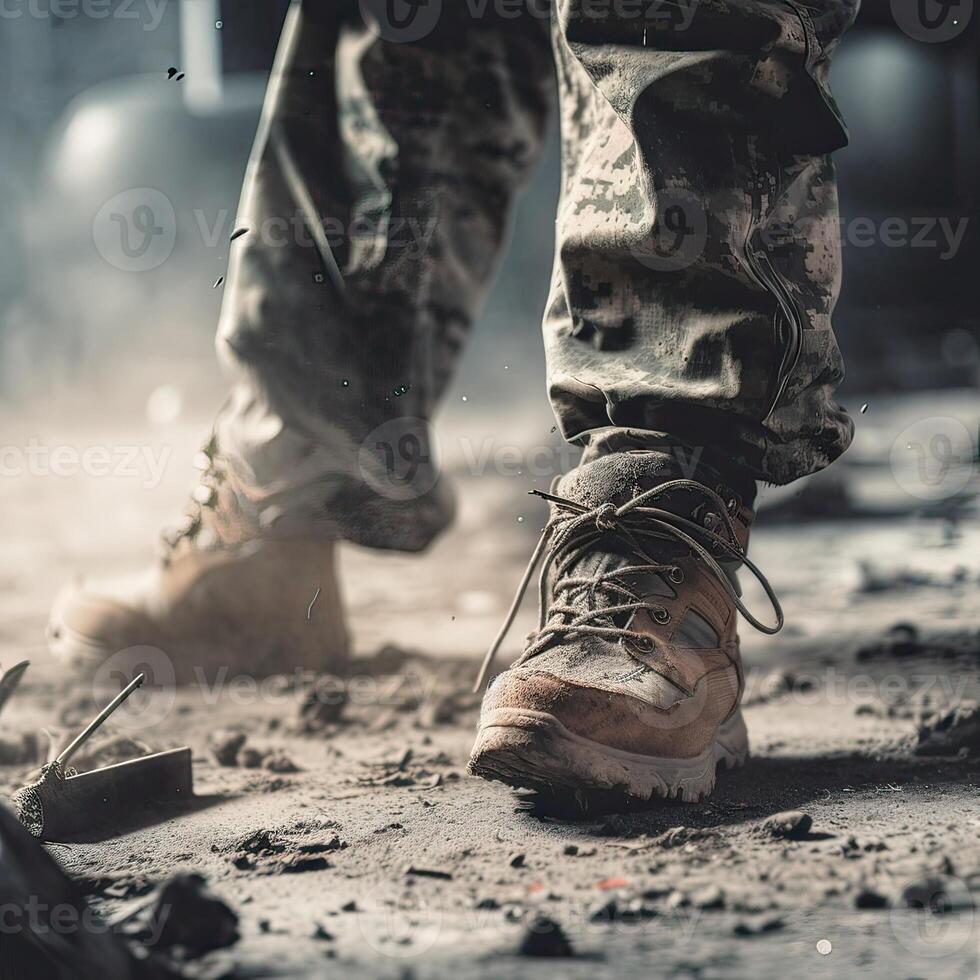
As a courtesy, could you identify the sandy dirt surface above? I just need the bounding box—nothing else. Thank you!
[0,392,978,978]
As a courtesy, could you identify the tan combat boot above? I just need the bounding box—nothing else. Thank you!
[469,451,781,802]
[48,443,349,684]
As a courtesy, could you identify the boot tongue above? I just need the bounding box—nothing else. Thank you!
[550,451,743,644]
[549,452,682,629]
[555,450,682,510]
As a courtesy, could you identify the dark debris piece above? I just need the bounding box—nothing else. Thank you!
[517,915,574,957]
[760,810,813,840]
[141,873,239,959]
[914,703,980,756]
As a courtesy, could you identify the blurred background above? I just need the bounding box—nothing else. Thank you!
[0,0,977,658]
[1,0,977,405]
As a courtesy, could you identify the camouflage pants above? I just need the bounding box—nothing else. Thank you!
[214,0,858,552]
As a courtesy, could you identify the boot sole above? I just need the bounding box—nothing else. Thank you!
[468,707,748,803]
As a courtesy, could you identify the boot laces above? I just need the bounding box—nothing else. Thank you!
[473,479,783,692]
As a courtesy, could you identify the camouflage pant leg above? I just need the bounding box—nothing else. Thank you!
[213,2,553,551]
[213,0,858,555]
[549,0,859,484]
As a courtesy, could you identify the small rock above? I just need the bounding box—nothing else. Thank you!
[691,885,725,910]
[235,830,283,856]
[474,897,500,910]
[311,922,334,941]
[405,866,452,880]
[240,747,268,769]
[298,675,348,729]
[563,844,579,856]
[208,730,246,767]
[733,913,784,936]
[281,855,329,874]
[762,810,813,840]
[517,915,574,957]
[914,704,980,757]
[510,853,526,868]
[264,753,301,773]
[141,873,239,957]
[854,887,889,909]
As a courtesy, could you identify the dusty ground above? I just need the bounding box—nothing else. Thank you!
[0,390,978,978]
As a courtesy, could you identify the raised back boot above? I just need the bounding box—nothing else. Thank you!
[47,444,348,685]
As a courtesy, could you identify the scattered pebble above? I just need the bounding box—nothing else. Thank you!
[761,810,813,840]
[264,753,301,773]
[297,675,348,730]
[139,873,239,958]
[208,730,247,767]
[733,913,784,936]
[691,885,725,910]
[405,866,453,880]
[854,887,889,909]
[510,853,526,868]
[914,703,980,756]
[240,747,268,769]
[517,915,574,957]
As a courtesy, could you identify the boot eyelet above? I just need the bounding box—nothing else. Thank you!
[632,635,655,653]
[652,606,671,624]
[727,497,739,514]
[668,566,685,585]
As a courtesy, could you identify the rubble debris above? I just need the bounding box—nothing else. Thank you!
[589,896,657,924]
[691,885,726,910]
[209,729,247,767]
[240,747,268,768]
[855,625,980,662]
[297,675,348,730]
[236,829,284,857]
[914,703,980,756]
[733,914,784,936]
[264,752,301,773]
[405,866,453,880]
[761,810,813,840]
[757,669,815,702]
[854,887,889,909]
[517,915,574,957]
[652,826,713,849]
[0,732,40,766]
[281,855,329,874]
[138,873,239,958]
